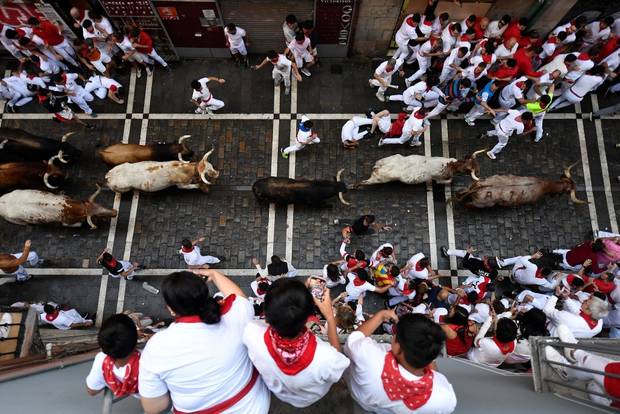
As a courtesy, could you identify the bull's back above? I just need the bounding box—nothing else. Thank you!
[106,161,194,191]
[372,155,452,183]
[470,175,549,206]
[0,190,66,223]
[0,163,43,189]
[98,144,152,165]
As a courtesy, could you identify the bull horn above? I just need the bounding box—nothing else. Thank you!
[88,184,102,203]
[178,152,190,163]
[178,135,191,144]
[86,216,97,229]
[200,174,211,185]
[471,148,487,159]
[570,189,588,204]
[43,173,59,190]
[470,170,480,181]
[336,168,344,182]
[48,155,60,165]
[0,139,7,149]
[61,132,76,143]
[202,147,214,162]
[57,150,69,164]
[563,161,581,179]
[338,192,351,206]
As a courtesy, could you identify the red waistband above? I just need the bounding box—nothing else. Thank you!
[173,368,259,414]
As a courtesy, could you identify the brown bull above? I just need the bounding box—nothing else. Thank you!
[97,135,194,166]
[453,162,587,208]
[0,156,66,192]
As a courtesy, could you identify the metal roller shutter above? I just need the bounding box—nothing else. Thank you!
[219,0,315,53]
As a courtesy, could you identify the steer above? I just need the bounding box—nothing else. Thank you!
[453,162,587,208]
[0,185,117,228]
[104,148,219,193]
[97,135,195,166]
[357,149,486,187]
[0,128,81,163]
[252,169,350,206]
[0,156,66,192]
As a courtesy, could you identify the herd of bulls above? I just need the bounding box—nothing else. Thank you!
[0,126,586,230]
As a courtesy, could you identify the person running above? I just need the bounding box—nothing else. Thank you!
[281,115,320,157]
[190,75,226,115]
[252,50,301,95]
[224,23,250,67]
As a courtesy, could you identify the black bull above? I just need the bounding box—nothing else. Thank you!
[252,170,350,206]
[0,128,81,163]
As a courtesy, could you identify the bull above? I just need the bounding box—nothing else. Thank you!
[0,156,66,192]
[357,149,486,187]
[104,148,219,193]
[0,185,117,229]
[0,128,81,164]
[97,135,194,166]
[252,169,350,206]
[452,162,587,208]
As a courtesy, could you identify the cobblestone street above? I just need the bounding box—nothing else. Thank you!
[0,57,619,322]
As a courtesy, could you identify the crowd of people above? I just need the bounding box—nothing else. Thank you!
[2,1,620,413]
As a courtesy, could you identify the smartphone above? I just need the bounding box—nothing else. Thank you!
[309,277,326,301]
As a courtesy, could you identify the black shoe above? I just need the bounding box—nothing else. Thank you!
[440,246,449,258]
[218,256,226,262]
[366,108,375,118]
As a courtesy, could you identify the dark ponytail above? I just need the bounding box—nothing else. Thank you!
[162,271,221,324]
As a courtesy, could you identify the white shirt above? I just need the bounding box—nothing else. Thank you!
[544,296,603,338]
[94,17,114,36]
[510,255,554,289]
[375,58,404,80]
[287,37,311,57]
[191,77,212,102]
[583,21,611,44]
[271,54,292,75]
[402,81,426,102]
[467,317,515,367]
[282,22,296,44]
[504,338,531,364]
[539,53,569,77]
[553,22,575,44]
[346,272,376,300]
[497,109,525,136]
[139,295,270,413]
[40,309,86,330]
[242,320,350,407]
[406,253,429,280]
[516,290,552,311]
[614,17,620,37]
[494,42,518,59]
[115,36,135,53]
[86,351,134,393]
[602,49,620,72]
[180,245,208,265]
[485,20,507,39]
[224,26,247,49]
[87,75,121,91]
[441,24,457,54]
[370,243,394,268]
[395,15,418,45]
[443,48,468,70]
[402,111,426,135]
[416,39,434,62]
[569,74,604,98]
[344,331,457,414]
[83,27,108,49]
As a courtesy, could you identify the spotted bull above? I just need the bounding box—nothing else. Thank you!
[0,185,117,228]
[357,149,485,186]
[0,128,81,164]
[97,135,195,166]
[0,156,66,192]
[104,148,219,193]
[453,162,586,208]
[253,169,350,206]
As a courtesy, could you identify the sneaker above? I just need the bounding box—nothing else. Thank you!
[368,79,374,88]
[285,87,290,95]
[146,67,153,76]
[490,118,498,126]
[557,325,578,362]
[280,148,289,158]
[366,108,375,118]
[405,78,412,88]
[164,65,172,73]
[465,118,475,126]
[90,113,98,118]
[404,106,414,112]
[378,138,385,147]
[375,91,385,101]
[206,108,214,116]
[194,107,203,114]
[136,68,142,78]
[409,140,422,147]
[544,346,569,380]
[495,257,504,268]
[300,68,311,77]
[6,105,15,113]
[440,246,449,258]
[486,151,496,160]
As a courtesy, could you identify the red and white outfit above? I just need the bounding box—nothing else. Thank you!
[282,115,320,155]
[242,320,349,407]
[32,20,78,66]
[405,253,430,280]
[224,26,248,56]
[51,72,95,115]
[439,47,470,84]
[406,38,439,83]
[115,35,150,64]
[179,244,220,267]
[394,15,420,60]
[497,77,526,111]
[387,274,417,307]
[581,21,611,50]
[287,36,313,68]
[544,295,603,338]
[371,57,404,94]
[191,77,225,114]
[549,73,604,111]
[486,109,526,158]
[502,255,556,290]
[139,295,271,414]
[40,308,91,330]
[86,351,140,397]
[381,108,427,146]
[132,30,169,68]
[467,316,516,367]
[0,24,22,58]
[345,272,376,301]
[539,36,560,61]
[370,243,395,268]
[85,75,122,100]
[344,331,457,413]
[485,20,508,39]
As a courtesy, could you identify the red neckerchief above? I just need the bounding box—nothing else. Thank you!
[482,54,492,63]
[406,17,416,27]
[45,310,59,321]
[219,294,236,315]
[264,326,317,375]
[353,277,366,287]
[547,36,558,44]
[423,19,432,27]
[102,351,140,397]
[381,352,434,410]
[175,315,203,323]
[106,258,118,268]
[413,111,425,120]
[579,311,598,329]
[181,245,193,253]
[534,268,545,279]
[604,362,620,405]
[415,262,425,271]
[492,337,515,354]
[256,277,270,295]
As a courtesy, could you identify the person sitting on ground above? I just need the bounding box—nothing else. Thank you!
[340,214,391,240]
[86,313,140,397]
[179,236,220,269]
[242,278,350,408]
[344,311,457,413]
[253,255,298,278]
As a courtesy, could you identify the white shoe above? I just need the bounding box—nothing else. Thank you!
[285,87,290,95]
[465,118,475,126]
[557,324,578,362]
[544,346,569,380]
[300,68,311,77]
[368,79,374,88]
[486,151,496,160]
[378,138,385,147]
[206,108,214,116]
[136,68,142,78]
[195,107,204,114]
[146,67,153,76]
[375,91,385,101]
[405,78,412,88]
[409,140,422,147]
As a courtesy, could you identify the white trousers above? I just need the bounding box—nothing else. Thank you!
[148,48,168,67]
[52,38,78,66]
[341,117,371,142]
[552,249,582,271]
[446,248,467,258]
[229,42,247,56]
[465,104,486,123]
[199,97,225,111]
[273,70,291,88]
[283,136,321,154]
[487,128,510,156]
[534,113,545,141]
[439,66,456,84]
[382,128,423,145]
[425,99,448,119]
[406,56,431,83]
[69,90,94,114]
[7,251,39,281]
[370,77,392,94]
[564,350,615,406]
[549,89,582,111]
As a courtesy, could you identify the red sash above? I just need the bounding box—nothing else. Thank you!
[579,311,598,329]
[381,352,434,410]
[352,277,365,287]
[173,368,259,414]
[264,326,317,375]
[492,337,515,355]
[102,351,140,397]
[604,362,620,407]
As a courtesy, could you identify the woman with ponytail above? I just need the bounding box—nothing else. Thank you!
[138,270,270,414]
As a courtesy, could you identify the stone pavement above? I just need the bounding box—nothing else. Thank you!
[0,56,618,322]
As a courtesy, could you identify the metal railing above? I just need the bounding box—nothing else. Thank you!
[530,336,620,412]
[101,388,131,414]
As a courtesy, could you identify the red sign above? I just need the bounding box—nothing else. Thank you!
[157,7,179,21]
[315,0,356,46]
[0,1,45,26]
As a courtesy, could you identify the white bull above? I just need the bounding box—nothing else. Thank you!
[104,149,219,193]
[357,150,485,186]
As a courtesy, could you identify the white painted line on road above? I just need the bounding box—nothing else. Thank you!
[147,113,273,120]
[424,127,438,270]
[2,113,127,120]
[285,78,298,263]
[266,84,280,262]
[441,119,458,288]
[590,95,618,233]
[575,103,599,233]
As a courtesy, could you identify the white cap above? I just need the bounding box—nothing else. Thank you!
[300,115,310,123]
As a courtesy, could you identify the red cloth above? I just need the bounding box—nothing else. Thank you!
[491,337,515,354]
[487,65,518,80]
[604,362,620,408]
[473,18,485,39]
[445,325,474,356]
[33,21,64,46]
[102,351,140,397]
[579,311,598,329]
[45,310,59,321]
[386,112,408,137]
[502,22,522,41]
[381,352,434,410]
[134,31,153,54]
[514,47,544,77]
[594,35,618,62]
[219,294,236,315]
[175,315,203,323]
[566,242,605,273]
[352,277,366,287]
[264,326,317,375]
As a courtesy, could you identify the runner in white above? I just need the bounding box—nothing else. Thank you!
[85,74,124,104]
[369,57,404,101]
[285,32,314,77]
[190,76,226,115]
[224,23,249,67]
[281,115,320,157]
[252,50,301,96]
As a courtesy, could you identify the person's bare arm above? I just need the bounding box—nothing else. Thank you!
[251,57,269,70]
[480,100,496,117]
[193,269,246,298]
[141,395,171,414]
[206,76,226,85]
[357,309,398,337]
[440,324,458,340]
[313,288,341,351]
[0,240,31,269]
